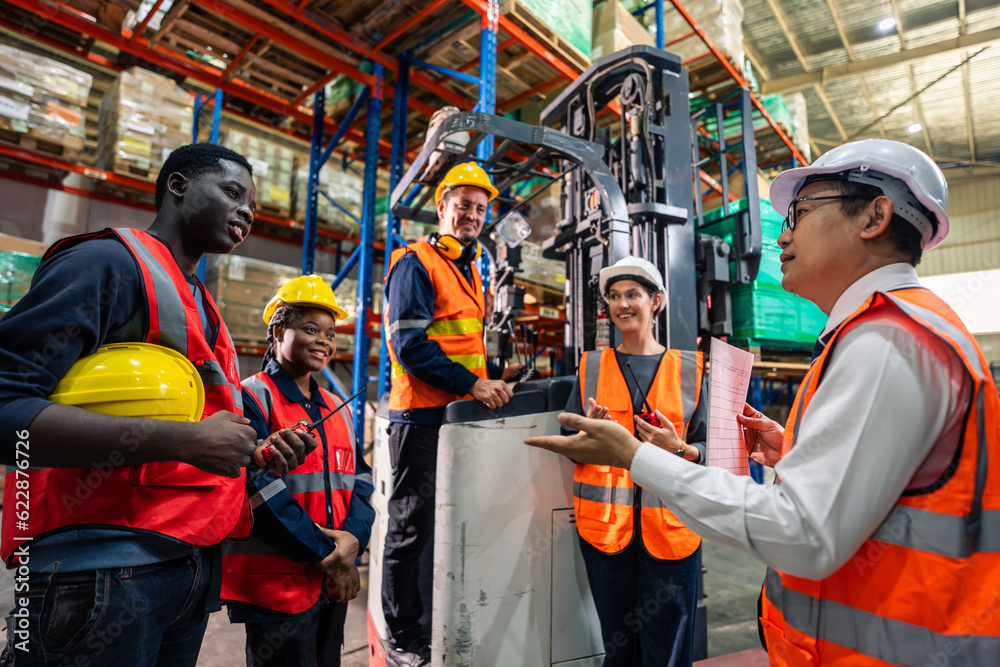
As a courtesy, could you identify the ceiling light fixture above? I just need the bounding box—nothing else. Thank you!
[908,123,922,134]
[879,17,896,31]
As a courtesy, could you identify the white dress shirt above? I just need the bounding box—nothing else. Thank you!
[629,264,970,579]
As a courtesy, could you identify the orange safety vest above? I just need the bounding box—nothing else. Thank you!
[1,228,249,565]
[222,372,358,615]
[384,241,487,411]
[760,288,1000,666]
[574,348,704,560]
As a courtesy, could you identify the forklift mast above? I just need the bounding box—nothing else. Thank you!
[540,46,698,369]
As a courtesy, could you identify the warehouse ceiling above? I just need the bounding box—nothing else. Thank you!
[742,0,1000,178]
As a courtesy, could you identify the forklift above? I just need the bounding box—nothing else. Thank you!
[367,45,761,666]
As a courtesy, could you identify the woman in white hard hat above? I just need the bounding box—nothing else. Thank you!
[561,256,708,666]
[222,275,374,667]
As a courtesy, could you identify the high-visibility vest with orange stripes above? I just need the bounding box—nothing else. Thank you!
[384,241,487,411]
[761,288,1000,666]
[222,372,359,615]
[574,348,704,560]
[0,228,249,565]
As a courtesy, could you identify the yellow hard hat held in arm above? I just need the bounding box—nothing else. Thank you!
[49,343,205,422]
[263,274,348,325]
[434,162,499,203]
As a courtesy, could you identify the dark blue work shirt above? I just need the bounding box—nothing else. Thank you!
[385,248,499,424]
[228,359,375,622]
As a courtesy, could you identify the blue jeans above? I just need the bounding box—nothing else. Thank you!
[580,537,701,667]
[6,550,216,666]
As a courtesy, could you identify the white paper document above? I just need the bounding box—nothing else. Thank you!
[707,338,754,475]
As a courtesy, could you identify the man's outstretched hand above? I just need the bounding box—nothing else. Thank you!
[524,413,642,468]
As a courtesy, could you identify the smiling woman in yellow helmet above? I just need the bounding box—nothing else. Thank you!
[222,274,374,667]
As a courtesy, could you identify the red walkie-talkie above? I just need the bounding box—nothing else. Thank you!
[256,388,365,477]
[624,361,662,428]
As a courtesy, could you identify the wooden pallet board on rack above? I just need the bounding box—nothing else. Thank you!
[498,0,590,74]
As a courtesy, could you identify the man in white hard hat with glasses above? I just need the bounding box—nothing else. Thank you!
[526,139,1000,666]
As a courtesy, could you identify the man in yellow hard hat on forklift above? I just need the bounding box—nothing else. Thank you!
[380,162,524,666]
[0,143,315,666]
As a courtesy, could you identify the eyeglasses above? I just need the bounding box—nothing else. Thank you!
[781,195,865,233]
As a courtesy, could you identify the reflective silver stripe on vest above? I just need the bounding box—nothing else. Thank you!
[386,318,432,338]
[283,471,356,495]
[679,350,698,425]
[641,490,668,509]
[117,228,189,355]
[765,568,1000,664]
[573,480,634,506]
[198,359,240,410]
[869,507,1000,559]
[250,478,287,509]
[243,376,273,426]
[583,351,601,407]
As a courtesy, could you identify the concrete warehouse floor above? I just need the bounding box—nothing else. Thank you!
[0,518,765,666]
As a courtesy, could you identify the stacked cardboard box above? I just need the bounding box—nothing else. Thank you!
[660,0,744,71]
[221,125,296,218]
[292,163,363,234]
[96,68,192,182]
[519,241,565,291]
[206,255,355,346]
[592,1,654,61]
[0,45,91,157]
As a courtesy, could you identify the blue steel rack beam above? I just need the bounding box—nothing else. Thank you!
[378,53,411,400]
[351,66,383,443]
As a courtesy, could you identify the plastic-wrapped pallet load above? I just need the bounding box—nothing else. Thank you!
[0,45,92,158]
[292,163,363,235]
[783,92,811,163]
[221,126,296,218]
[96,68,192,182]
[697,199,825,350]
[625,0,744,74]
[205,255,355,346]
[0,251,41,316]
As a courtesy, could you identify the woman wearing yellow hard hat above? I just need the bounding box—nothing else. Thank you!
[222,274,374,667]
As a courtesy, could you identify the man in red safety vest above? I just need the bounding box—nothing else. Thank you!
[526,139,1000,666]
[0,143,314,666]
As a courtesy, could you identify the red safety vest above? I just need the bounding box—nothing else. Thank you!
[574,348,704,560]
[1,228,249,564]
[384,241,487,411]
[761,288,1000,666]
[222,372,357,615]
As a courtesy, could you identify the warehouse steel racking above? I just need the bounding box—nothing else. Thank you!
[0,0,808,442]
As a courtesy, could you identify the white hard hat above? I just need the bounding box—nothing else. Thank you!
[599,256,666,314]
[770,139,949,249]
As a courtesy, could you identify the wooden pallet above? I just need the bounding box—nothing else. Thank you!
[499,0,590,74]
[258,200,292,220]
[0,127,81,163]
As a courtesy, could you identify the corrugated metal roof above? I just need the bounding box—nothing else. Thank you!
[744,0,1000,170]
